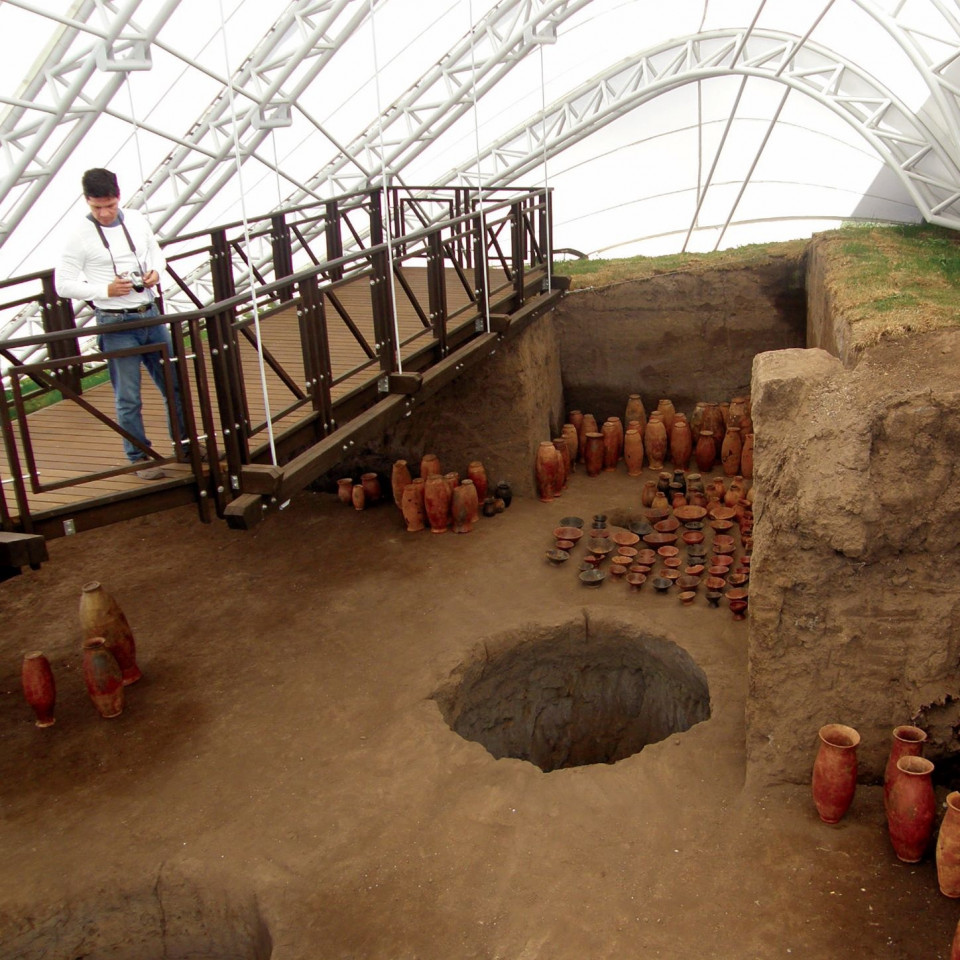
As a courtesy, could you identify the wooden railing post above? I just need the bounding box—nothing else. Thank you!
[208,229,249,490]
[324,200,343,281]
[270,213,295,303]
[40,272,82,396]
[511,200,525,309]
[426,231,448,356]
[297,271,333,436]
[473,207,489,326]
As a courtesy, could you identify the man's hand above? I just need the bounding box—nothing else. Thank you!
[108,275,133,297]
[142,270,160,289]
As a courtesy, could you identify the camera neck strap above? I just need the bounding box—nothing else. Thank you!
[88,211,146,280]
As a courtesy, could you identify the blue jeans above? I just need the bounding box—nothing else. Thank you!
[96,305,187,463]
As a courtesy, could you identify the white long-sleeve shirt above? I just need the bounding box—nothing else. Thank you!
[55,209,165,310]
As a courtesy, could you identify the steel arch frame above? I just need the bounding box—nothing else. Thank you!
[434,27,960,229]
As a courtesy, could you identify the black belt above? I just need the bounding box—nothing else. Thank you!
[98,303,155,316]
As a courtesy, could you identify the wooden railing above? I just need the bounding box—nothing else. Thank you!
[0,185,554,533]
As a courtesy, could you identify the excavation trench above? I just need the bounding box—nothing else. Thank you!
[433,617,711,772]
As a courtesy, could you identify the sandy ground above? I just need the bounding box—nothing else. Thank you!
[1,465,959,959]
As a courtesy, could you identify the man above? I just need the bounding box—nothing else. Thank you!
[55,168,187,480]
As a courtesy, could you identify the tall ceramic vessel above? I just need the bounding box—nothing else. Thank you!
[361,472,382,503]
[420,453,441,479]
[337,477,354,505]
[553,438,571,489]
[579,414,599,463]
[560,426,579,471]
[535,441,561,501]
[740,433,755,479]
[811,723,860,823]
[82,637,124,719]
[601,421,619,471]
[21,652,56,727]
[424,474,451,533]
[79,581,142,685]
[656,399,676,438]
[451,482,474,533]
[624,394,646,431]
[400,478,426,532]
[623,429,644,476]
[721,425,742,477]
[467,461,488,502]
[391,460,412,509]
[695,430,716,473]
[670,414,692,470]
[884,725,927,817]
[886,756,936,862]
[644,414,667,470]
[583,432,604,478]
[937,792,960,896]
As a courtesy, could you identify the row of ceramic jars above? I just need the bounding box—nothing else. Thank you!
[21,581,143,726]
[566,395,754,477]
[392,456,511,533]
[813,722,960,900]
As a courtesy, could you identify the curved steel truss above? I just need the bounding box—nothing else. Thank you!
[2,0,960,259]
[437,26,960,228]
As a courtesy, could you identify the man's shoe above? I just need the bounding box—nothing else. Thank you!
[135,465,165,480]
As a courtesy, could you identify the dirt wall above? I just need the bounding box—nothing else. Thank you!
[553,252,806,424]
[365,314,564,499]
[747,335,960,785]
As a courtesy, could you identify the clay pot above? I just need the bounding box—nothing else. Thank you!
[21,652,56,727]
[568,410,583,446]
[721,425,742,477]
[391,460,412,508]
[670,415,692,470]
[651,491,669,511]
[656,399,676,439]
[583,432,604,477]
[624,429,644,476]
[601,421,619,471]
[553,438,571,489]
[337,477,354,505]
[579,414,599,462]
[952,918,960,960]
[937,792,960,896]
[702,402,725,449]
[884,725,927,818]
[886,756,936,862]
[644,414,667,471]
[625,394,646,432]
[461,478,480,524]
[740,433,754,479]
[535,441,562,501]
[690,402,706,444]
[361,472,381,504]
[351,482,366,511]
[811,723,860,824]
[82,637,124,719]
[466,461,488,502]
[400,479,426,532]
[420,453,441,479]
[641,479,657,508]
[560,426,579,470]
[695,430,716,473]
[424,475,452,532]
[482,497,497,517]
[451,483,474,533]
[607,417,624,461]
[495,480,513,508]
[79,581,142,685]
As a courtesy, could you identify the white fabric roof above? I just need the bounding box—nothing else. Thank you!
[1,0,958,279]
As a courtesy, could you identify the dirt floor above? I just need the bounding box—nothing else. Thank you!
[2,465,959,960]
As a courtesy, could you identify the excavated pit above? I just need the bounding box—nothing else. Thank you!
[433,617,711,772]
[1,877,272,960]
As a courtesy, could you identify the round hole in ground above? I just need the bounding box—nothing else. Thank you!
[432,617,711,772]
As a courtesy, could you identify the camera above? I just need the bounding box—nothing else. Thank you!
[128,269,145,293]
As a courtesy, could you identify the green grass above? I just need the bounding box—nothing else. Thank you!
[553,238,808,289]
[4,366,112,418]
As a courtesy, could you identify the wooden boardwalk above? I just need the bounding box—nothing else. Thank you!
[1,265,509,530]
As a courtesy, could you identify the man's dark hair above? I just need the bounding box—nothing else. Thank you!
[82,168,119,199]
